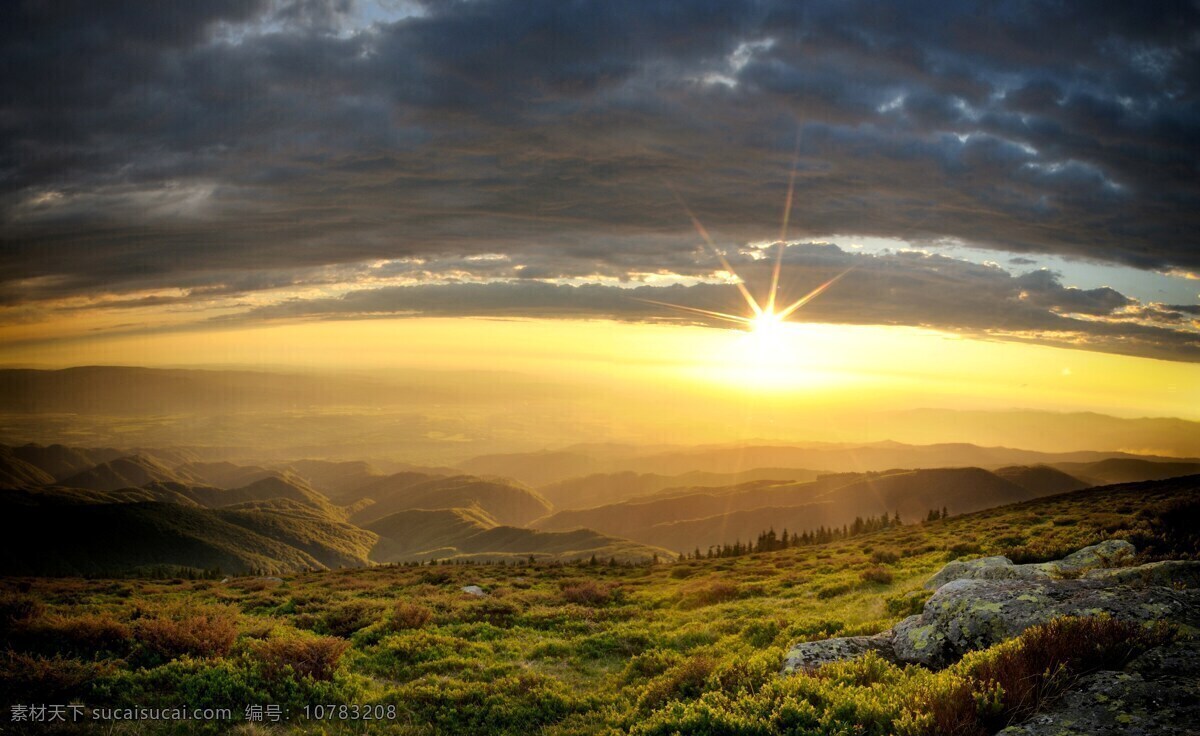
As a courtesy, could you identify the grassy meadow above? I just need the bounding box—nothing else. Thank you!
[2,478,1195,735]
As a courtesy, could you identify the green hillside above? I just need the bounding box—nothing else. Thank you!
[2,475,1195,735]
[533,467,1061,551]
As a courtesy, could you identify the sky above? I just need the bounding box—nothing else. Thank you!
[1,0,1198,423]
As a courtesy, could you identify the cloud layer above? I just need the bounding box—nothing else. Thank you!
[1,0,1198,359]
[227,244,1200,362]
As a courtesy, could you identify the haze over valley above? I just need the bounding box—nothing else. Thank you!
[3,368,1197,576]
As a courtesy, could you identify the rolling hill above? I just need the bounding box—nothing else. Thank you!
[5,437,1190,576]
[532,467,1073,553]
[0,449,54,489]
[366,507,672,563]
[537,467,825,510]
[174,461,276,490]
[0,499,366,576]
[56,455,195,492]
[169,474,347,519]
[347,473,552,526]
[461,441,1200,486]
[279,459,386,497]
[1,443,123,481]
[1050,458,1200,486]
[992,465,1091,494]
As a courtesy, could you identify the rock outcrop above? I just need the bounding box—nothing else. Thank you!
[997,638,1200,736]
[892,575,1197,667]
[782,541,1200,672]
[781,632,895,672]
[921,539,1136,590]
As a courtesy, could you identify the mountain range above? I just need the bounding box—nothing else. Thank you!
[2,439,1198,575]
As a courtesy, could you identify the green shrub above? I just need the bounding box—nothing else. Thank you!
[1002,544,1076,565]
[623,650,683,682]
[637,655,717,712]
[885,590,932,617]
[946,542,983,558]
[91,655,354,718]
[815,581,854,599]
[578,629,653,659]
[462,599,520,627]
[365,630,490,675]
[393,672,584,734]
[667,623,720,651]
[870,549,900,564]
[320,599,385,638]
[740,620,781,647]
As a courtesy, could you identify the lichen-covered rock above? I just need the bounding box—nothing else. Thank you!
[782,543,1200,675]
[1084,560,1200,588]
[782,632,894,672]
[461,585,487,596]
[997,639,1200,736]
[924,540,1137,590]
[923,556,1036,590]
[893,577,1200,667]
[1052,539,1136,573]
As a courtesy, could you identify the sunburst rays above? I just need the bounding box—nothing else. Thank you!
[650,155,853,332]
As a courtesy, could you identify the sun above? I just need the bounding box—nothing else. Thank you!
[642,152,855,338]
[751,309,785,339]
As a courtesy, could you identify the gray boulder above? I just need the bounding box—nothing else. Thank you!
[1084,559,1200,587]
[923,556,1048,590]
[1053,539,1136,573]
[783,542,1199,674]
[893,577,1198,667]
[781,632,894,673]
[923,540,1137,591]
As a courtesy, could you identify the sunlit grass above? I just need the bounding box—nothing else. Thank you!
[0,481,1192,734]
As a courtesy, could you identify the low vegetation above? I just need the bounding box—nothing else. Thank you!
[0,478,1194,734]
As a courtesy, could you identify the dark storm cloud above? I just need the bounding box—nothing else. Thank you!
[231,244,1200,363]
[2,0,1199,357]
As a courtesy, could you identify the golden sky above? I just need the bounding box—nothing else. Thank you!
[5,315,1195,423]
